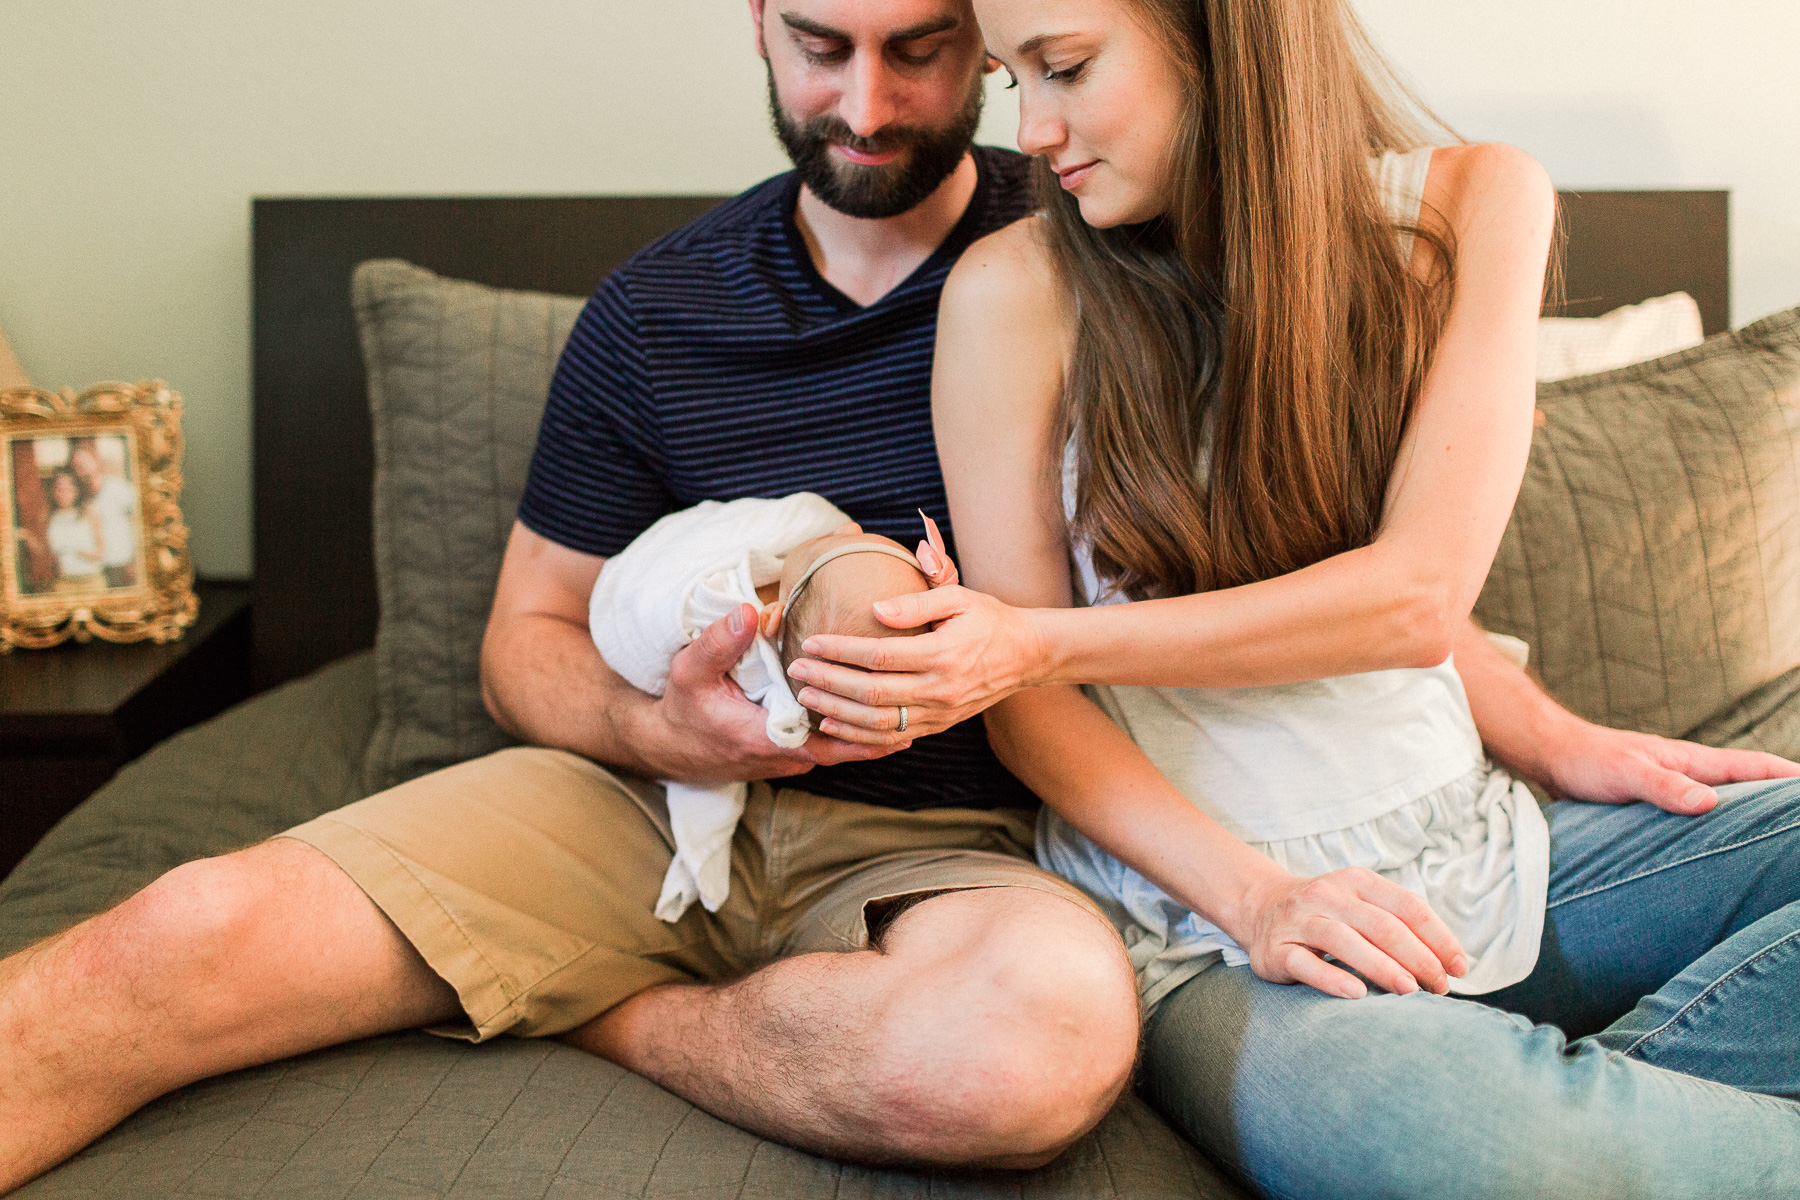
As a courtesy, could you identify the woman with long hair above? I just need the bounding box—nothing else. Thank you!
[785,0,1800,1192]
[42,466,107,595]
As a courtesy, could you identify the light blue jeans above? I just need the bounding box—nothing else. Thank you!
[1142,780,1800,1199]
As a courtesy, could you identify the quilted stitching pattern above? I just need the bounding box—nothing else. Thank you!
[18,1034,1232,1200]
[1,660,1244,1199]
[0,655,375,950]
[355,260,585,794]
[1474,306,1800,745]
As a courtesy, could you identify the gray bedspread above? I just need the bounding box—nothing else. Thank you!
[2,655,1240,1199]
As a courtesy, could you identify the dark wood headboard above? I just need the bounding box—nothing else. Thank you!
[1554,191,1729,330]
[251,187,1730,688]
[252,196,721,687]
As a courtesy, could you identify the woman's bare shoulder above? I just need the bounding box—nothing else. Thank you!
[942,215,1067,329]
[934,216,1069,428]
[1422,143,1556,237]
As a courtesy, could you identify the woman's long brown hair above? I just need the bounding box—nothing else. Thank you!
[1050,0,1458,599]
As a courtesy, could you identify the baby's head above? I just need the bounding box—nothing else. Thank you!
[763,531,930,677]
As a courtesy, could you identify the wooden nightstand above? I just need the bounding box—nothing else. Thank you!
[0,581,253,875]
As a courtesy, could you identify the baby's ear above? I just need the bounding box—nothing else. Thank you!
[759,601,785,638]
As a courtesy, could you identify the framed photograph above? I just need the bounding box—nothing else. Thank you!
[1,381,197,649]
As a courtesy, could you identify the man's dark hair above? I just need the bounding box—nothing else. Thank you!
[766,65,983,220]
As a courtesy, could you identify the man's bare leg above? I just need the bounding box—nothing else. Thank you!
[2,855,1136,1190]
[567,886,1142,1169]
[0,839,459,1193]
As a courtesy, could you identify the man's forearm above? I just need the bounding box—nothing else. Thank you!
[1454,619,1582,788]
[480,610,664,775]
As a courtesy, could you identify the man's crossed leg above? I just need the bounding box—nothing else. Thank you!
[0,748,1140,1191]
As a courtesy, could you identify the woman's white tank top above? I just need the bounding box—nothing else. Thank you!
[1046,147,1550,1009]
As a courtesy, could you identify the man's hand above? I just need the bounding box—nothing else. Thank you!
[642,604,911,782]
[1540,722,1800,816]
[482,523,908,783]
[1454,619,1800,818]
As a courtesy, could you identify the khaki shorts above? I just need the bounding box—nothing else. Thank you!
[281,747,1101,1041]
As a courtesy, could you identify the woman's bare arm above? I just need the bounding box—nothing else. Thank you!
[928,274,1467,997]
[994,685,1464,998]
[790,143,1556,738]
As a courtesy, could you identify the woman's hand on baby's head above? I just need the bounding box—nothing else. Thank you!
[643,604,910,780]
[786,585,1050,745]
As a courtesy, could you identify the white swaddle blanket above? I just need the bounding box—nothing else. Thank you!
[590,493,853,922]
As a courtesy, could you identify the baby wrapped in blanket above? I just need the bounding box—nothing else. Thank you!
[590,493,956,922]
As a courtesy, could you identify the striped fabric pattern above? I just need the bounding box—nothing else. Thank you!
[518,147,1038,811]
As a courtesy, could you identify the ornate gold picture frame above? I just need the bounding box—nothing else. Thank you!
[1,381,197,649]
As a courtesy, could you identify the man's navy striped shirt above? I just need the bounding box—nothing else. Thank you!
[517,146,1037,812]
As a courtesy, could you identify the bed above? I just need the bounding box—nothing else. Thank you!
[0,183,1741,1198]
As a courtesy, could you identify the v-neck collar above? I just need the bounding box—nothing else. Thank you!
[781,149,995,316]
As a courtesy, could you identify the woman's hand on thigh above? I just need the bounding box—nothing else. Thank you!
[786,586,1050,743]
[1231,867,1469,1000]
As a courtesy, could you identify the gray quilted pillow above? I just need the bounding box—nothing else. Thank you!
[1474,304,1800,745]
[354,260,584,793]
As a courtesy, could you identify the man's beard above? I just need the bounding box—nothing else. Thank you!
[767,66,983,220]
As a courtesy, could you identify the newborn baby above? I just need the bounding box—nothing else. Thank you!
[760,526,941,685]
[590,492,954,922]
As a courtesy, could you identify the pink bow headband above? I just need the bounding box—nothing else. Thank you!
[915,510,959,588]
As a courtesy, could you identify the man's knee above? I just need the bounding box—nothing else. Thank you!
[94,848,278,977]
[872,887,1140,1166]
[79,841,340,1020]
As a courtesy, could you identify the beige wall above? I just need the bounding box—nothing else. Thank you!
[1358,0,1800,323]
[1,1,1795,579]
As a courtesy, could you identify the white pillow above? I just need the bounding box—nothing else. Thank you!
[1537,292,1704,382]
